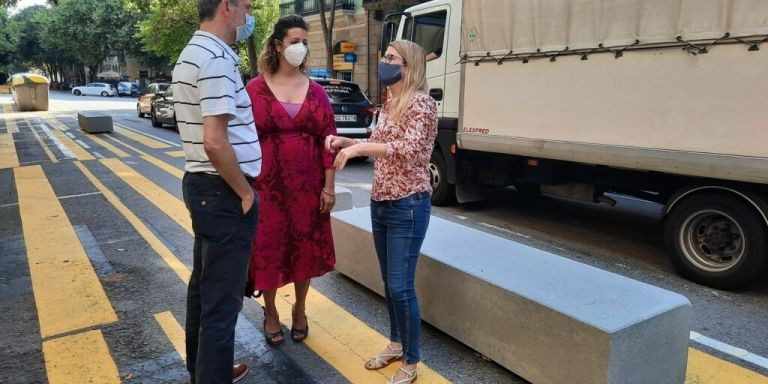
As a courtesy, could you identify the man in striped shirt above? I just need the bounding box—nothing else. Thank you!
[173,1,259,383]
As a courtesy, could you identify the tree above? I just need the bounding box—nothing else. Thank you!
[317,0,337,76]
[0,8,15,74]
[47,0,136,82]
[138,0,279,75]
[9,6,48,69]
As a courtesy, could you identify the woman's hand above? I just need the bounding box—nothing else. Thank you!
[333,146,358,171]
[319,188,336,214]
[325,135,352,154]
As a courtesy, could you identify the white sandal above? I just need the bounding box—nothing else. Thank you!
[387,366,418,384]
[365,343,403,370]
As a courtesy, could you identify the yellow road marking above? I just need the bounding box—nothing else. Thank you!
[5,115,19,133]
[0,132,18,169]
[114,124,171,149]
[42,329,120,384]
[100,157,191,232]
[686,348,768,383]
[259,288,451,384]
[27,121,58,163]
[86,133,131,158]
[15,165,117,337]
[42,118,94,161]
[101,134,184,179]
[74,161,190,283]
[154,312,187,363]
[2,103,14,113]
[165,150,186,157]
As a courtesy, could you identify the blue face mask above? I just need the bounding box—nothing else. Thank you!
[235,14,255,42]
[378,62,402,86]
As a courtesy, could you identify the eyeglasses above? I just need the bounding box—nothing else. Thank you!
[381,54,405,65]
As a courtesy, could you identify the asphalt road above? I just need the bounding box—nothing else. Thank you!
[1,91,766,383]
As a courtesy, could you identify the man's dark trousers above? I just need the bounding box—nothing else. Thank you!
[182,172,258,384]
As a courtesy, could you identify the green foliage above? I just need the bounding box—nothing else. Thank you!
[0,8,16,71]
[46,0,135,65]
[137,0,198,63]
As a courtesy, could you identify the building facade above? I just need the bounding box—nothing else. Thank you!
[279,0,428,103]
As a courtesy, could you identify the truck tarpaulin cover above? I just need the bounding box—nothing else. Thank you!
[461,0,768,57]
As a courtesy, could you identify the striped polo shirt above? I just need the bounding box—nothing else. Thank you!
[172,31,261,177]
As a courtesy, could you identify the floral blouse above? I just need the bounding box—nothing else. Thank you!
[361,91,438,201]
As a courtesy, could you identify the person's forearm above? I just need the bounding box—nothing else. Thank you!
[353,142,388,158]
[324,168,335,190]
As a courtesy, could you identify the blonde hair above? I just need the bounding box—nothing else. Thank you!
[386,40,428,121]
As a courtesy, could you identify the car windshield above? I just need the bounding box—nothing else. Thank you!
[321,83,366,103]
[157,84,170,91]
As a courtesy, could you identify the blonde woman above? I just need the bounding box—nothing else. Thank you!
[326,40,437,384]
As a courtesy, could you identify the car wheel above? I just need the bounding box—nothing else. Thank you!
[664,193,768,289]
[101,91,108,97]
[150,108,162,128]
[73,90,81,96]
[137,105,144,118]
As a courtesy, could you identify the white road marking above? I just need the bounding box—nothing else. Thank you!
[114,123,180,147]
[479,222,532,239]
[38,122,75,159]
[75,139,91,149]
[690,331,768,370]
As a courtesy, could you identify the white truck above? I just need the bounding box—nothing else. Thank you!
[381,0,768,289]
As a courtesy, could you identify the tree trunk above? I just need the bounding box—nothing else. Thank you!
[247,35,258,77]
[318,0,337,77]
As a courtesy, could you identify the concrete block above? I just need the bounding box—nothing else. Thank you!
[77,112,113,133]
[332,208,691,384]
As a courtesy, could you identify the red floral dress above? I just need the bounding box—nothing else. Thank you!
[245,76,336,290]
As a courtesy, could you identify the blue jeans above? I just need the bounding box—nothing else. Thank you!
[370,192,431,364]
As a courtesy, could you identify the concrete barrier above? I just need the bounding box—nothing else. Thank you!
[332,207,692,384]
[78,112,113,133]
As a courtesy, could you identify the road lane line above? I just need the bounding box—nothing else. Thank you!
[115,123,180,147]
[74,225,116,277]
[41,118,94,160]
[154,312,187,363]
[86,133,131,158]
[3,105,19,133]
[686,347,768,383]
[42,329,120,384]
[75,139,91,149]
[690,331,768,371]
[15,165,117,337]
[100,158,191,231]
[0,132,19,169]
[28,123,59,163]
[113,124,171,149]
[73,161,190,284]
[101,134,185,179]
[37,122,74,159]
[165,150,186,157]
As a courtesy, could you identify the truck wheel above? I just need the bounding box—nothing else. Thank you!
[429,150,455,206]
[664,193,767,289]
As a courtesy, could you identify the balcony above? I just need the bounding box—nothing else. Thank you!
[280,0,358,16]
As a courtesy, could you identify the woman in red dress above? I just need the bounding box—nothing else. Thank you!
[245,15,336,345]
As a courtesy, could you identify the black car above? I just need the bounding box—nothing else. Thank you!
[312,77,375,138]
[149,88,176,128]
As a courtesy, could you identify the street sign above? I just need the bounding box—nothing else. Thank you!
[339,42,357,53]
[333,54,354,71]
[343,53,357,63]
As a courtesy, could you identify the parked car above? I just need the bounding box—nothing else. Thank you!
[149,88,176,128]
[72,83,117,97]
[312,77,375,138]
[137,83,169,117]
[117,81,141,97]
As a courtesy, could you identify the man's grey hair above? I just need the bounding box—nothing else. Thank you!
[197,0,239,22]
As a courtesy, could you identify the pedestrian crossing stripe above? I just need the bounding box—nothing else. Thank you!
[42,330,120,384]
[165,150,186,157]
[155,312,187,363]
[26,119,59,163]
[0,131,18,169]
[15,165,117,338]
[113,123,171,149]
[85,133,131,158]
[41,118,94,160]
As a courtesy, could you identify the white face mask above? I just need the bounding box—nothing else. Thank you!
[282,42,308,67]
